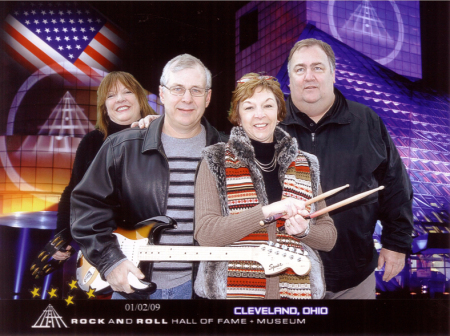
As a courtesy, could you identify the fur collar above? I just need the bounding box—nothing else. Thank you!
[227,126,298,172]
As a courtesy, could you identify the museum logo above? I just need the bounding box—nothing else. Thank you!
[32,304,69,328]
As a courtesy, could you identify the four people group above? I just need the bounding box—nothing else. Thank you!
[66,38,412,300]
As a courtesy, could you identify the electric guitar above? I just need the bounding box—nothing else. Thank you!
[76,216,311,294]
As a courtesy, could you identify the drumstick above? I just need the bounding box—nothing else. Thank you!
[259,184,350,226]
[306,186,385,219]
[305,184,350,207]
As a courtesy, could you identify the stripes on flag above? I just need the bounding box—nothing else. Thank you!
[1,2,127,87]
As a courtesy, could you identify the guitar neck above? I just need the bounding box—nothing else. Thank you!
[138,245,255,262]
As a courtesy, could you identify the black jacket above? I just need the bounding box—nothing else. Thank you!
[56,122,129,242]
[280,89,413,292]
[70,116,227,280]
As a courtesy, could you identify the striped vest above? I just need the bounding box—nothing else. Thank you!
[224,142,314,299]
[195,126,325,300]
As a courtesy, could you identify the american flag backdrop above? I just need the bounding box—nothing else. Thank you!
[0,2,126,87]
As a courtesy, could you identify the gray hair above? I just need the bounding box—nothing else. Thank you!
[160,54,212,89]
[287,38,336,74]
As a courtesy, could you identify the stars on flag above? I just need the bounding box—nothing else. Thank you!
[4,1,126,78]
[10,2,106,63]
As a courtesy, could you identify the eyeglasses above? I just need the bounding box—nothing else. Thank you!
[237,75,276,83]
[161,85,209,97]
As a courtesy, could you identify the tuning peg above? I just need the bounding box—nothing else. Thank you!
[303,250,309,256]
[268,241,274,246]
[275,243,280,248]
[282,245,288,250]
[289,247,295,252]
[295,248,303,255]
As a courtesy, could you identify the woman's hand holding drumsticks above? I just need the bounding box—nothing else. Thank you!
[259,184,350,226]
[260,185,385,227]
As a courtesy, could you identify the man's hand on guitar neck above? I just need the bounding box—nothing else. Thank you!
[106,260,145,293]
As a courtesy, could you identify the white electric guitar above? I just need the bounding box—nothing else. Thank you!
[76,216,311,293]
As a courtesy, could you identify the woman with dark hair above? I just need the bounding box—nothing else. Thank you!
[53,71,155,260]
[194,73,336,299]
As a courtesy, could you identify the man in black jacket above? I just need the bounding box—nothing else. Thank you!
[71,54,227,299]
[280,38,413,299]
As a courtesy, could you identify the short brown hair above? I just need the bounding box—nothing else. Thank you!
[96,71,156,139]
[288,38,336,73]
[228,73,286,126]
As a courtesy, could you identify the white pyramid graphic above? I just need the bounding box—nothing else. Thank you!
[32,304,68,328]
[38,91,93,138]
[339,0,395,46]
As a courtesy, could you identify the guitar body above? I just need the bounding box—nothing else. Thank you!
[76,216,176,293]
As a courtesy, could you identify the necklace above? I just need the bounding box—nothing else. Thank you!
[254,153,277,172]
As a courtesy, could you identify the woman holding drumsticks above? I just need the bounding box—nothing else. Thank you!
[193,73,337,300]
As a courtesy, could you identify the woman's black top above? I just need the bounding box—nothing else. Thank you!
[250,138,282,204]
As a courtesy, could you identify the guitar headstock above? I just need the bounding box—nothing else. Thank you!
[253,242,311,276]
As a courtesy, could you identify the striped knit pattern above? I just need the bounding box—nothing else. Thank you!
[224,145,313,299]
[151,126,206,289]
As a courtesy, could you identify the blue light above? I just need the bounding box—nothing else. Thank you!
[14,228,29,300]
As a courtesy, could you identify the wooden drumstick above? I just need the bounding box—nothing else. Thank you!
[259,184,350,226]
[305,184,350,207]
[307,186,385,219]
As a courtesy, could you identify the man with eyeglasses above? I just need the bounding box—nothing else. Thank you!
[71,54,227,299]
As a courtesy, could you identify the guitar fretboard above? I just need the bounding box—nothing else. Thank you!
[138,245,255,261]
